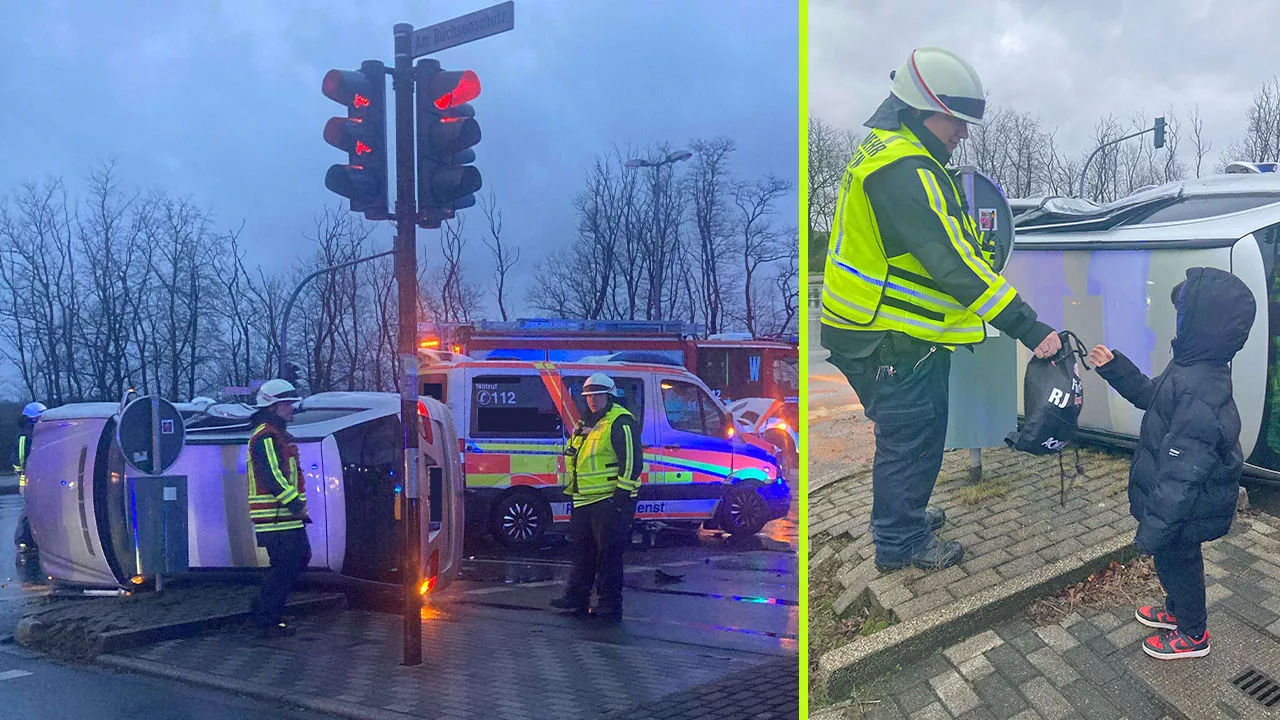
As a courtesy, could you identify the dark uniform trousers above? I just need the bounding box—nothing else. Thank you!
[564,496,637,606]
[828,333,952,564]
[256,528,312,626]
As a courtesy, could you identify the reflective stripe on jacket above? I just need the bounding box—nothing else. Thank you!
[820,126,1014,345]
[247,422,306,533]
[565,404,639,507]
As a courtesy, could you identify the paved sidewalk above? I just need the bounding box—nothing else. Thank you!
[814,512,1280,719]
[104,599,795,720]
[807,326,1140,699]
[811,446,1135,624]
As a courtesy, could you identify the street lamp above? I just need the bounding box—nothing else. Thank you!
[626,149,693,169]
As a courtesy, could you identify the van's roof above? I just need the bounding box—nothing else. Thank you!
[1012,173,1280,247]
[420,358,701,375]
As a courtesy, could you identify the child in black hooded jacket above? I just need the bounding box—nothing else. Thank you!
[1088,266,1255,660]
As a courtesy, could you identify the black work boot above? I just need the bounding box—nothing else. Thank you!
[549,595,590,615]
[875,539,964,572]
[590,600,623,621]
[926,508,946,532]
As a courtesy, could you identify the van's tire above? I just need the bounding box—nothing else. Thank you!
[489,490,551,548]
[717,481,770,536]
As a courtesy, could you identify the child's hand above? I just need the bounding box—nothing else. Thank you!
[1088,344,1114,367]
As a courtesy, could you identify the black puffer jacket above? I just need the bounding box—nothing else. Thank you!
[1096,267,1256,553]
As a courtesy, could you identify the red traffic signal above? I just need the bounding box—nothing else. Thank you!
[322,60,388,220]
[415,59,484,228]
[429,71,481,110]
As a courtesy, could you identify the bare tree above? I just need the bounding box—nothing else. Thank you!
[732,175,792,335]
[687,137,736,334]
[1187,105,1212,178]
[1219,77,1280,171]
[807,117,859,234]
[437,216,482,323]
[479,192,519,321]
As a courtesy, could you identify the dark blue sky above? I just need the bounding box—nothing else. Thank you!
[2,1,799,311]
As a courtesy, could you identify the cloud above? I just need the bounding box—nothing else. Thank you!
[810,0,1280,168]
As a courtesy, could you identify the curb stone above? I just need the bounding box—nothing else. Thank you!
[819,531,1138,700]
[99,654,405,720]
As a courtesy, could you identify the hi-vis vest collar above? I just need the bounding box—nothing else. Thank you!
[820,126,1013,345]
[565,404,635,504]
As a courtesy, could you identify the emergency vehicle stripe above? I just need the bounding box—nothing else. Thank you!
[262,437,298,505]
[917,169,1002,287]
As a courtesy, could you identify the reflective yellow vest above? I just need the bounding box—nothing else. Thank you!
[820,126,1015,345]
[565,404,638,507]
[247,423,307,533]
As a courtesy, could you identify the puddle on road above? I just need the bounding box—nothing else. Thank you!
[459,559,564,584]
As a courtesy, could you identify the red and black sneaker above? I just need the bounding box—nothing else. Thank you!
[1135,605,1178,630]
[1143,628,1210,660]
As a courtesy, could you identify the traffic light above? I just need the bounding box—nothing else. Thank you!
[322,60,389,220]
[1154,116,1166,149]
[415,59,483,229]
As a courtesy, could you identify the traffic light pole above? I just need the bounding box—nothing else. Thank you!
[392,22,423,667]
[1077,117,1165,200]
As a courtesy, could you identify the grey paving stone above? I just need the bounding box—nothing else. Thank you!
[943,630,1004,666]
[1026,647,1081,688]
[1020,677,1073,720]
[910,702,954,720]
[1033,625,1080,653]
[971,671,1030,718]
[929,670,981,717]
[956,655,995,682]
[1061,645,1119,687]
[985,643,1042,686]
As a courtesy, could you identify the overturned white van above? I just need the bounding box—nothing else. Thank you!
[21,392,464,591]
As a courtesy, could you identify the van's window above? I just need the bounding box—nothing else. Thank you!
[564,376,644,422]
[1129,194,1280,225]
[289,409,363,427]
[662,380,728,438]
[773,355,799,395]
[421,375,446,402]
[697,350,729,401]
[470,375,564,438]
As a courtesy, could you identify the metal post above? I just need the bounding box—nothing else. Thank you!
[278,249,396,377]
[393,22,423,668]
[968,447,982,483]
[151,393,163,592]
[1077,126,1154,199]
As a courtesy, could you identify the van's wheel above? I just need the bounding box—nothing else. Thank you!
[717,482,770,536]
[490,491,551,548]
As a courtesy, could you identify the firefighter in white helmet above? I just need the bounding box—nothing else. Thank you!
[550,372,643,621]
[819,47,1062,572]
[246,378,309,636]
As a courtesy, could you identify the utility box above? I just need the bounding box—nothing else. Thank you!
[125,475,189,575]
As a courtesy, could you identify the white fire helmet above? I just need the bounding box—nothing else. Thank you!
[255,379,303,409]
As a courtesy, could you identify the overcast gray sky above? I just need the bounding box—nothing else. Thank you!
[2,1,798,314]
[810,0,1280,170]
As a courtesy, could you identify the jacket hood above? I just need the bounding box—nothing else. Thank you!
[1171,266,1255,365]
